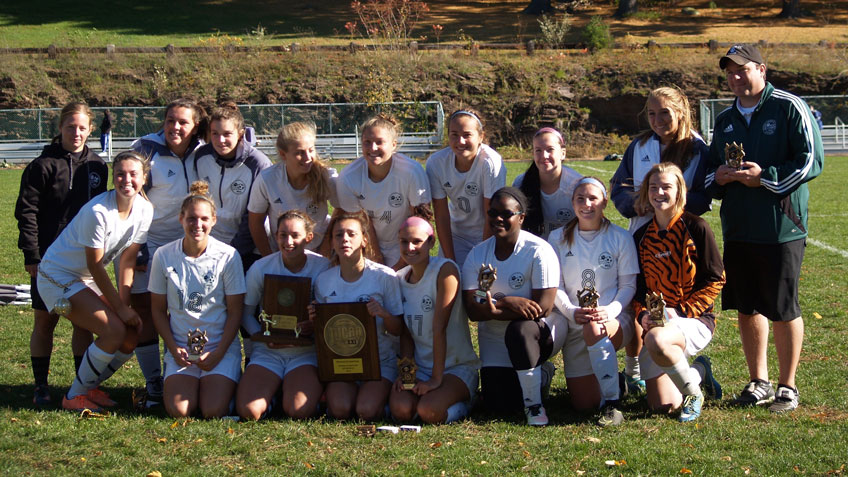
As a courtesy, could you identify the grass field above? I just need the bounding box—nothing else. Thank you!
[0,157,846,475]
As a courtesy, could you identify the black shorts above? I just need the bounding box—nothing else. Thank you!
[722,239,805,322]
[30,275,48,311]
[479,367,523,414]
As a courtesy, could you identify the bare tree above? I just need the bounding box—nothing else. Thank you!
[614,0,638,18]
[524,0,554,14]
[778,0,802,18]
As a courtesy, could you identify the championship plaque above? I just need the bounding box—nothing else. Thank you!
[474,264,497,304]
[724,141,745,170]
[250,274,313,346]
[646,291,668,327]
[577,286,600,309]
[314,302,380,382]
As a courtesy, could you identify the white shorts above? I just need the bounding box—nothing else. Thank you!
[562,310,634,378]
[639,317,713,380]
[36,266,101,313]
[164,342,242,383]
[247,344,318,379]
[415,363,479,401]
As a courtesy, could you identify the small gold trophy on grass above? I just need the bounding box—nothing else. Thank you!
[398,356,417,391]
[577,286,600,309]
[186,328,208,363]
[646,291,668,327]
[475,264,497,304]
[725,141,745,170]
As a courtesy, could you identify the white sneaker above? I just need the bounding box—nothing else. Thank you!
[524,404,549,426]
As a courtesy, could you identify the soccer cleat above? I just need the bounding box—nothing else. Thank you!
[62,394,103,412]
[540,361,556,401]
[732,379,774,407]
[33,384,51,406]
[86,387,117,407]
[620,372,646,396]
[597,402,624,427]
[524,404,549,426]
[693,355,722,400]
[768,385,799,414]
[678,393,704,422]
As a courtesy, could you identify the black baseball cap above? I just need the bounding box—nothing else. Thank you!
[720,44,765,69]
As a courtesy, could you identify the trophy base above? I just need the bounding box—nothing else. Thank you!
[474,290,489,305]
[402,383,415,391]
[187,354,200,363]
[250,331,314,346]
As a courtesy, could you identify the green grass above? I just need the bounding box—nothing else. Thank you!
[1,158,847,475]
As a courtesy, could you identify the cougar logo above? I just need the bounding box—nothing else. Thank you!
[598,252,614,269]
[230,180,247,195]
[509,272,525,289]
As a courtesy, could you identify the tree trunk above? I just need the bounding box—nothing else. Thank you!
[778,0,801,18]
[523,0,554,15]
[614,0,638,18]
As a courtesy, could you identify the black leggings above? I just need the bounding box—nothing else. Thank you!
[505,319,554,370]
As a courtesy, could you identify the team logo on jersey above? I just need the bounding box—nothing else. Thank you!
[464,182,480,196]
[598,252,614,269]
[421,295,434,312]
[306,203,319,215]
[556,208,574,222]
[167,169,176,177]
[274,198,283,204]
[724,124,734,133]
[203,270,215,286]
[89,172,101,189]
[187,292,203,312]
[763,119,777,135]
[443,182,452,188]
[358,194,366,200]
[231,180,247,195]
[509,272,525,289]
[388,192,404,208]
[357,294,371,303]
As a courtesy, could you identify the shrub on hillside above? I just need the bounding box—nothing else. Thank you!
[582,16,612,51]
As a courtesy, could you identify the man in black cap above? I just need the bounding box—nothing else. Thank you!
[706,44,823,413]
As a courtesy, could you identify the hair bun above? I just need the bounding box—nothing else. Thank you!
[189,180,210,197]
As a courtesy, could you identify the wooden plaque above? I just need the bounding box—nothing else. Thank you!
[314,302,380,382]
[250,274,314,346]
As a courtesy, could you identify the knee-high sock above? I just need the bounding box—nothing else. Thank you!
[587,337,619,403]
[445,401,468,423]
[625,355,641,379]
[135,341,162,394]
[661,357,702,396]
[31,356,50,387]
[516,367,542,408]
[67,344,114,398]
[94,351,134,386]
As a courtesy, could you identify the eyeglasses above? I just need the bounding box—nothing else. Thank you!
[487,209,523,220]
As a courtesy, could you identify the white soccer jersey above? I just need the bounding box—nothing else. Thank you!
[397,257,480,371]
[313,260,404,362]
[548,223,639,321]
[461,230,560,368]
[426,144,506,243]
[336,153,431,266]
[40,190,153,279]
[148,236,246,353]
[513,165,583,239]
[247,163,340,252]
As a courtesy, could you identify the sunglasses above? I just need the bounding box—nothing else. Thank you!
[487,209,523,220]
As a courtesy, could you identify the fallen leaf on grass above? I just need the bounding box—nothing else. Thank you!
[585,437,601,444]
[146,472,162,477]
[170,421,179,429]
[307,441,314,447]
[429,442,442,449]
[9,418,17,423]
[194,439,203,443]
[721,456,732,462]
[479,461,488,465]
[80,458,86,462]
[813,312,822,320]
[681,468,693,474]
[227,427,234,435]
[682,443,694,449]
[576,471,585,475]
[156,437,167,443]
[742,467,751,474]
[794,466,802,473]
[304,462,314,469]
[522,450,531,458]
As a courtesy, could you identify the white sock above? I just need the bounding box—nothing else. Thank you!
[445,402,468,423]
[95,351,133,385]
[67,343,114,398]
[661,357,702,396]
[135,343,162,392]
[625,355,641,379]
[516,367,542,408]
[242,337,254,360]
[587,337,619,402]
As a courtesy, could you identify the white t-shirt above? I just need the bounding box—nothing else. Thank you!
[547,223,639,324]
[148,236,246,353]
[40,190,153,279]
[242,250,331,335]
[247,163,339,251]
[397,256,480,371]
[461,230,560,368]
[313,260,404,362]
[513,165,583,239]
[336,153,431,266]
[425,144,506,243]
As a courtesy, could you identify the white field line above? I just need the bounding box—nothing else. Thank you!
[807,238,848,260]
[573,164,609,173]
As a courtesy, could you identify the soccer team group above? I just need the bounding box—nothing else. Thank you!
[15,44,823,426]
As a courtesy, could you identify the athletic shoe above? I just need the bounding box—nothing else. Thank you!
[732,379,774,407]
[524,404,549,426]
[540,361,556,400]
[33,384,51,406]
[620,372,646,396]
[769,385,800,414]
[678,393,704,422]
[693,355,723,400]
[62,394,102,412]
[132,389,163,410]
[86,387,117,407]
[597,402,624,427]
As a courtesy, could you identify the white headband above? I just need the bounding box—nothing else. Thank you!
[575,177,607,198]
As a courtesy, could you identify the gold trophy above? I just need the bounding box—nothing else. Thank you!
[724,141,745,170]
[646,291,668,327]
[186,328,208,363]
[576,286,600,309]
[398,356,417,391]
[474,264,497,304]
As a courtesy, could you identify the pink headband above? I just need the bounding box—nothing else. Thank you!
[534,127,564,145]
[401,216,434,237]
